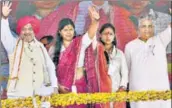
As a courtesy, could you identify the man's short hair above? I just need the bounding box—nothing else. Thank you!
[138,15,154,27]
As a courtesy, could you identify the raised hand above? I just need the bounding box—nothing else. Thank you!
[87,6,100,39]
[2,1,12,18]
[88,6,100,22]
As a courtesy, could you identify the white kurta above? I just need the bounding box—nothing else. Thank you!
[125,26,171,108]
[108,46,128,92]
[1,18,58,98]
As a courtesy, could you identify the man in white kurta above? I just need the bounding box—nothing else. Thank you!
[125,16,171,108]
[1,1,58,98]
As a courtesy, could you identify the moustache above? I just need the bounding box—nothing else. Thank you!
[23,34,32,37]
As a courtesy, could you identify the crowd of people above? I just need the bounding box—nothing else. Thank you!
[0,0,171,108]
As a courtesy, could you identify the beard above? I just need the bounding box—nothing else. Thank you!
[21,34,34,42]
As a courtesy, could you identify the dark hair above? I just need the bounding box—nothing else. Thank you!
[40,35,54,47]
[99,23,117,46]
[99,23,117,65]
[53,18,76,65]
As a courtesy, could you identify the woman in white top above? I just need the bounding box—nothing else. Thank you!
[99,23,129,108]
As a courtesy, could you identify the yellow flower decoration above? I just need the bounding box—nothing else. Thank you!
[1,90,171,108]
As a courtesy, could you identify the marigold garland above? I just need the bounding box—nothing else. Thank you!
[1,90,171,108]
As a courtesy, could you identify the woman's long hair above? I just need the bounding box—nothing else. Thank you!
[53,18,76,66]
[99,23,116,65]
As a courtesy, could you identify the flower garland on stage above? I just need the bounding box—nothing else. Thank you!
[1,90,171,108]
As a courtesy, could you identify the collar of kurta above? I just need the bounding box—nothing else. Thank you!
[23,38,40,47]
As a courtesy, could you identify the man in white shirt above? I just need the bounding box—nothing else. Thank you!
[125,14,171,108]
[1,1,58,98]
